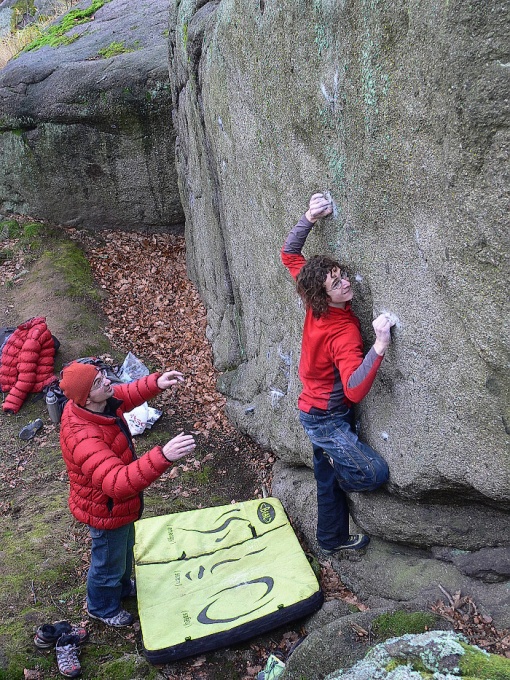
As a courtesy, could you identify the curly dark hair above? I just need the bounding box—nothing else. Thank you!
[296,255,342,319]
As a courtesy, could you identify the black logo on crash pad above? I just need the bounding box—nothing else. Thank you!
[257,502,275,524]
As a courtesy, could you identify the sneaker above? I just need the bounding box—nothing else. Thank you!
[55,633,82,678]
[19,418,44,440]
[34,620,88,649]
[321,534,370,554]
[87,608,133,627]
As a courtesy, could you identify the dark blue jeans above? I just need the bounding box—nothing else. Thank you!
[299,407,389,551]
[87,523,135,618]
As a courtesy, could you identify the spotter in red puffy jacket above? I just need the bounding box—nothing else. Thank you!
[59,373,174,530]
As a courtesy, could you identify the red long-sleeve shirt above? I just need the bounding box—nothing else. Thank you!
[281,215,383,413]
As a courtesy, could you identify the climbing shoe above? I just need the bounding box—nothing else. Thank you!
[87,608,133,627]
[19,418,43,440]
[321,534,370,554]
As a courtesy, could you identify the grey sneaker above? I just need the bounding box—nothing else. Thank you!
[87,608,133,627]
[55,633,82,678]
[321,534,370,554]
[19,418,44,440]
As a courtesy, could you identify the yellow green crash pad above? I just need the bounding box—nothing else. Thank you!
[134,497,323,663]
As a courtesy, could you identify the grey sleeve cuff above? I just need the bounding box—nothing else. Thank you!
[347,347,380,389]
[282,215,314,254]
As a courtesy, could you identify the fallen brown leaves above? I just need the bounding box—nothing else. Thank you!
[431,585,510,657]
[319,559,368,610]
[68,229,232,437]
[23,669,43,680]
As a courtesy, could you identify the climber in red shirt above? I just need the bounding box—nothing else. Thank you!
[281,193,392,554]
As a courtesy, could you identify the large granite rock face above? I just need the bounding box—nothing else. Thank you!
[0,0,183,231]
[169,2,509,528]
[168,0,509,624]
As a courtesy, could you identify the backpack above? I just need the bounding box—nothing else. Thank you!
[70,356,122,384]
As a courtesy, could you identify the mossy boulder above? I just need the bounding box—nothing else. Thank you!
[0,0,183,231]
[324,630,510,679]
[281,607,453,680]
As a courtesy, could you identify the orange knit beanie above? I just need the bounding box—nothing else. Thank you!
[60,362,99,406]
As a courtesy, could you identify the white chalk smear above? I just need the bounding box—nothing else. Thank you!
[270,388,285,409]
[322,190,338,219]
[380,309,400,328]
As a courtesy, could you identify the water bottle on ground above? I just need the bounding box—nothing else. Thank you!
[45,388,61,424]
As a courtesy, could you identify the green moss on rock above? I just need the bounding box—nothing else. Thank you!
[97,40,132,58]
[459,642,510,680]
[372,611,440,640]
[22,0,111,52]
[45,242,100,299]
[325,631,510,679]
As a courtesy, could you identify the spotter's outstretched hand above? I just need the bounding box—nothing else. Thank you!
[157,371,185,390]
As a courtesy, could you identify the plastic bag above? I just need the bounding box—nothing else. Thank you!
[124,402,162,436]
[257,655,285,680]
[145,406,163,429]
[118,352,149,383]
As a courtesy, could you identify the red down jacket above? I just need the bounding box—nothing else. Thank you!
[1,317,56,413]
[60,373,173,530]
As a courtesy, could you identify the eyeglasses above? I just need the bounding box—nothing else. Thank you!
[325,270,349,294]
[91,369,108,391]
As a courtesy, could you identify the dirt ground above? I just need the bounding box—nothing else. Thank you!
[0,220,321,680]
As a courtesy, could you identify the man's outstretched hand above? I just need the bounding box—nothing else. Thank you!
[162,432,196,462]
[305,193,333,223]
[157,371,185,390]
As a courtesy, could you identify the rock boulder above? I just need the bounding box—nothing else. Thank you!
[168,0,509,623]
[0,0,183,231]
